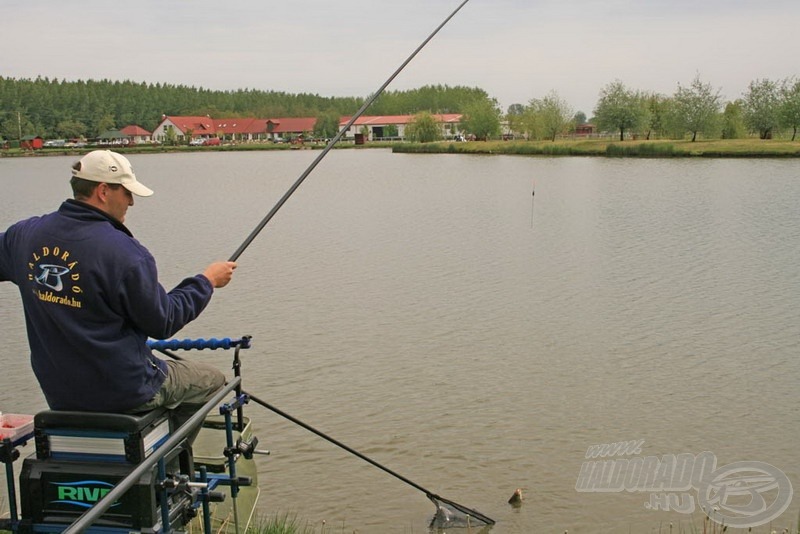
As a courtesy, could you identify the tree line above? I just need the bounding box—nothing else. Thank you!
[0,76,494,141]
[6,74,796,144]
[510,74,800,142]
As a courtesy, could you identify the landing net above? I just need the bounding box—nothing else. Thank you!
[428,494,495,530]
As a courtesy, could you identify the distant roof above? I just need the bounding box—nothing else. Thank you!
[213,118,269,135]
[159,115,316,136]
[163,116,215,133]
[120,125,151,136]
[266,117,317,134]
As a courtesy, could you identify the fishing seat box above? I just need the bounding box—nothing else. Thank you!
[19,409,193,532]
[32,409,172,464]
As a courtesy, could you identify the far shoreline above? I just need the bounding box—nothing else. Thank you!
[2,138,799,159]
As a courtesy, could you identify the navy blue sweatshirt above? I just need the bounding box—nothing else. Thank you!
[0,199,214,411]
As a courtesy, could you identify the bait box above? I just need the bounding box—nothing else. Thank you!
[0,413,35,444]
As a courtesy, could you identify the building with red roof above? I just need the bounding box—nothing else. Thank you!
[151,116,218,143]
[265,118,317,140]
[151,115,318,144]
[120,125,152,144]
[151,113,463,144]
[339,114,463,140]
[211,118,266,141]
[20,135,43,150]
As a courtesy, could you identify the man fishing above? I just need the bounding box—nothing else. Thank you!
[0,149,236,435]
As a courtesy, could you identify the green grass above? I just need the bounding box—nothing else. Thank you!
[393,138,800,158]
[246,513,317,534]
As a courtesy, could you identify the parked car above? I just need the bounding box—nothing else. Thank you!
[203,138,221,146]
[43,139,66,148]
[189,138,205,146]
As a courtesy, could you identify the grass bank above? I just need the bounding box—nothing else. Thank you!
[392,138,800,158]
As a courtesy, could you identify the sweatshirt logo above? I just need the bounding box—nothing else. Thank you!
[35,264,71,291]
[28,245,83,309]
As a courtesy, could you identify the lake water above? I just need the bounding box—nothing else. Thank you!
[1,150,799,533]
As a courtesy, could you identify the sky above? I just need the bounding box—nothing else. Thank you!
[2,0,799,116]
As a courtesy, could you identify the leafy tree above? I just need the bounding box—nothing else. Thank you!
[644,93,671,140]
[671,74,722,141]
[0,77,538,143]
[371,84,489,115]
[527,91,573,141]
[573,111,587,125]
[507,103,525,116]
[405,111,440,143]
[742,78,781,139]
[55,120,87,139]
[1,116,19,141]
[383,124,399,137]
[95,114,117,136]
[0,118,17,141]
[0,111,35,140]
[313,110,341,139]
[721,101,746,139]
[518,105,541,140]
[461,99,501,141]
[593,80,650,141]
[164,126,178,146]
[506,103,525,137]
[779,77,800,141]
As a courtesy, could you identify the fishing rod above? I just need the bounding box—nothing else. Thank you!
[229,0,471,262]
[222,1,491,525]
[155,346,495,526]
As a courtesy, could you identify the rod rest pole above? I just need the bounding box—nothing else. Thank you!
[62,377,242,534]
[147,336,252,351]
[1,437,21,524]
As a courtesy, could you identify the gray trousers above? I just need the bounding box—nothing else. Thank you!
[129,359,226,444]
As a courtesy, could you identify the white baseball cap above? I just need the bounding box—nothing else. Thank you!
[71,150,154,197]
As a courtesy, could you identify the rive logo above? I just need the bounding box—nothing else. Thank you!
[50,480,118,509]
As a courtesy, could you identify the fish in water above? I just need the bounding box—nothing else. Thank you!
[508,488,524,506]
